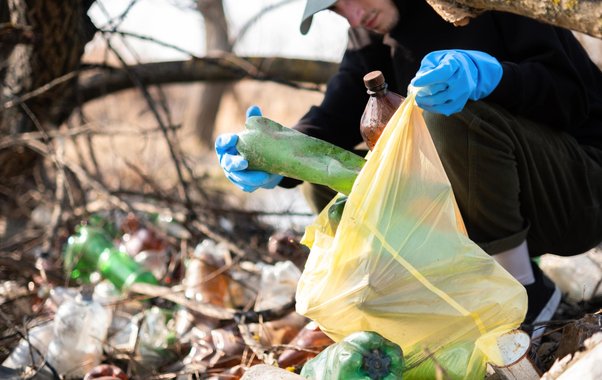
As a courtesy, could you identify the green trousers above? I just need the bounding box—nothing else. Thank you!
[301,100,602,256]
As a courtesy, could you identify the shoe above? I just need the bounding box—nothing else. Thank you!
[521,262,561,341]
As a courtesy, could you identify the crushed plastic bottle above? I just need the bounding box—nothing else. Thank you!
[106,311,141,353]
[137,306,176,367]
[184,239,229,306]
[228,261,261,309]
[174,239,229,337]
[254,261,301,311]
[46,289,111,378]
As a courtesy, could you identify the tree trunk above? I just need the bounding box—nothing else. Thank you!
[426,0,602,38]
[0,0,95,179]
[185,0,233,149]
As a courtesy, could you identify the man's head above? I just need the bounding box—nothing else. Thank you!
[301,0,400,35]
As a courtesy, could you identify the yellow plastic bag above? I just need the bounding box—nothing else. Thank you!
[296,93,528,379]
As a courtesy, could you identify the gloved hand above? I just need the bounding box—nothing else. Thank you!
[410,49,503,116]
[215,105,283,192]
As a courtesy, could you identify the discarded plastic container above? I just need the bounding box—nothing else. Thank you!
[254,261,301,311]
[228,261,261,309]
[174,240,229,336]
[47,290,111,378]
[2,321,54,370]
[184,239,229,306]
[49,286,80,308]
[120,228,165,257]
[137,306,176,367]
[134,249,169,280]
[87,213,120,239]
[150,213,191,240]
[93,280,121,307]
[360,70,404,150]
[64,225,158,290]
[106,311,141,353]
[251,312,307,347]
[300,330,405,379]
[277,321,335,369]
[539,248,602,301]
[83,364,128,380]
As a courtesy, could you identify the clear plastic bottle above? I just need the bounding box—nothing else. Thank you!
[46,289,110,378]
[137,306,175,367]
[360,71,405,150]
[2,321,54,370]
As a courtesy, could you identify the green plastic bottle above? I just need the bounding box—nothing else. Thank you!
[64,225,158,290]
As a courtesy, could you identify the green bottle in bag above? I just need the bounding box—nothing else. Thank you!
[64,225,158,290]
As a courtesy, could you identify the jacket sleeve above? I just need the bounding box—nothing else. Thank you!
[486,13,594,130]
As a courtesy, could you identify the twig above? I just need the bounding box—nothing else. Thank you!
[13,99,76,253]
[13,138,133,213]
[0,311,60,379]
[190,220,257,260]
[237,315,277,366]
[127,282,294,323]
[2,70,80,109]
[99,29,202,59]
[47,137,67,254]
[78,107,104,184]
[97,0,141,31]
[127,282,235,320]
[123,159,171,199]
[0,124,182,150]
[102,33,195,217]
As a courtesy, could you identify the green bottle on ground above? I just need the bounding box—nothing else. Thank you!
[64,225,158,290]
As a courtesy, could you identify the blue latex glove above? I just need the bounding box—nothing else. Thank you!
[410,50,503,116]
[215,105,283,192]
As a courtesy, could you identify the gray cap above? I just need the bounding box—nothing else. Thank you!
[300,0,337,35]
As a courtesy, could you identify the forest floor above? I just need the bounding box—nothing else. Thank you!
[2,79,602,379]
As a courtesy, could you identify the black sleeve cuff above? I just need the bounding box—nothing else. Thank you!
[279,176,303,189]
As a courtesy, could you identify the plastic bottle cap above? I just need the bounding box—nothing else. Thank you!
[363,71,385,91]
[78,284,95,302]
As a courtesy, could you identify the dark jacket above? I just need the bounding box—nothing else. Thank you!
[287,0,602,169]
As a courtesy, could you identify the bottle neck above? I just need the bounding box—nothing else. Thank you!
[367,82,388,97]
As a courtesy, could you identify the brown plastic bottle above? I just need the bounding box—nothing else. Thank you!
[360,71,405,150]
[277,321,335,369]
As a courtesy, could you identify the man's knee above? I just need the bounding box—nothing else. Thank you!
[422,108,471,168]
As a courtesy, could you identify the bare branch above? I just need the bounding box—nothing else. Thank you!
[79,57,336,103]
[102,35,197,218]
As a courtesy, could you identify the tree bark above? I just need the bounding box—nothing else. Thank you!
[186,0,233,149]
[426,0,602,38]
[0,0,95,179]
